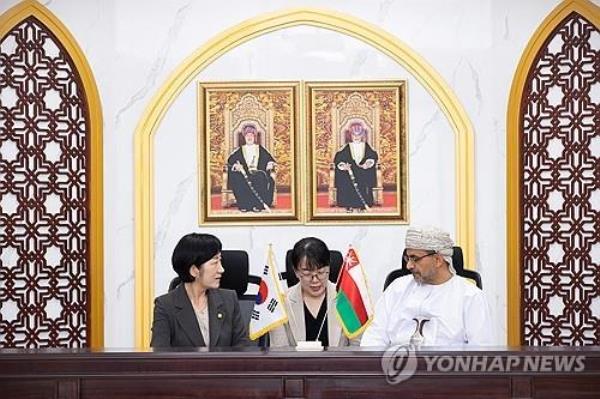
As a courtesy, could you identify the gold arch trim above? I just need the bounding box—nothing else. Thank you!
[0,0,104,347]
[506,0,600,346]
[134,8,475,347]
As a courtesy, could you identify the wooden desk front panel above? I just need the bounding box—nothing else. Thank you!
[1,347,599,399]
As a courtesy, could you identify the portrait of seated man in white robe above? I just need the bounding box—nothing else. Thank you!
[333,120,378,212]
[226,123,276,212]
[361,226,495,347]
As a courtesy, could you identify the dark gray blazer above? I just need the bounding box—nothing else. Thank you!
[150,284,250,348]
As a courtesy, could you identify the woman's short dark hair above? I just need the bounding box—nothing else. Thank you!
[291,237,330,271]
[172,233,222,282]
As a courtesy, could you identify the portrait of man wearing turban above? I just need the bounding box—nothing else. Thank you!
[333,120,379,212]
[226,123,277,212]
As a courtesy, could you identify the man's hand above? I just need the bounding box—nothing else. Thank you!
[337,162,351,171]
[231,161,243,172]
[361,159,375,169]
[266,161,276,171]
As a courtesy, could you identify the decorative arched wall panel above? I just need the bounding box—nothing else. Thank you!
[507,0,599,346]
[0,0,103,348]
[134,8,475,348]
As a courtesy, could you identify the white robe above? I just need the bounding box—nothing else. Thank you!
[361,275,495,347]
[349,141,365,163]
[242,144,259,170]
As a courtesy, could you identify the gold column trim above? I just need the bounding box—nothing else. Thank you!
[0,0,104,348]
[134,7,475,348]
[506,0,599,346]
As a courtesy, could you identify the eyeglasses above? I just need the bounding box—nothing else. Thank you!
[403,252,436,264]
[298,268,330,280]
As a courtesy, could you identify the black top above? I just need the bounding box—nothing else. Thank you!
[304,298,329,346]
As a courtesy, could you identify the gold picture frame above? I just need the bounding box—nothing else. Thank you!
[305,81,408,223]
[198,81,301,224]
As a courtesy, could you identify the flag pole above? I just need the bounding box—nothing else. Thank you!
[335,244,352,288]
[268,244,288,320]
[315,244,352,344]
[269,244,298,344]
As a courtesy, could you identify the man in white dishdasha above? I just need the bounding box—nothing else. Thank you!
[361,226,495,347]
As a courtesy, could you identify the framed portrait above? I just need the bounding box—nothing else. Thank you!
[305,81,408,223]
[198,82,301,224]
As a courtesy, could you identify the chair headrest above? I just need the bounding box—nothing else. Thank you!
[168,277,181,292]
[383,268,411,291]
[284,249,343,287]
[451,246,464,273]
[219,250,249,296]
[167,250,250,296]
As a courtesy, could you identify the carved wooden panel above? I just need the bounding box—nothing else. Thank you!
[520,12,599,345]
[1,349,599,399]
[0,16,90,347]
[80,378,282,399]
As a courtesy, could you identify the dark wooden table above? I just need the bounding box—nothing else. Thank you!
[1,346,599,398]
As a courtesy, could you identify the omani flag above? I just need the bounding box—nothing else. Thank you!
[336,246,374,339]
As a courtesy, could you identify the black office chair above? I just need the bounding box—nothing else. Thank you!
[279,249,344,288]
[168,249,266,346]
[383,246,482,290]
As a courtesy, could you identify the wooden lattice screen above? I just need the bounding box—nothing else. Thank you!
[0,16,91,347]
[520,12,599,345]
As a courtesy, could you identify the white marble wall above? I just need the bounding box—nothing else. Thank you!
[2,0,586,347]
[153,24,457,300]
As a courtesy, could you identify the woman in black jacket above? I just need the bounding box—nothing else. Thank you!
[150,233,249,348]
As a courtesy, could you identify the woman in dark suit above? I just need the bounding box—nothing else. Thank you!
[151,233,249,348]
